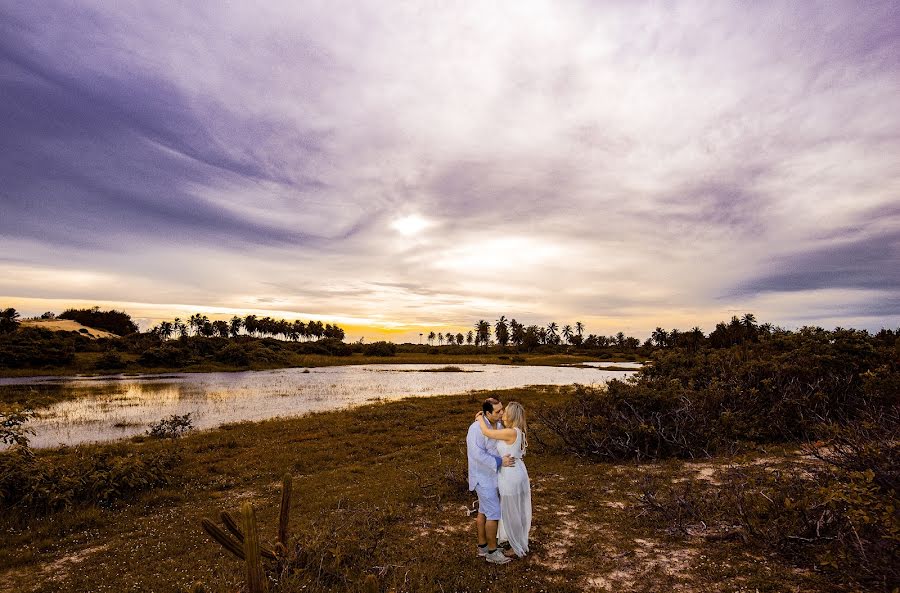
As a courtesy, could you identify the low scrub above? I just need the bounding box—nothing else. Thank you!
[139,343,197,367]
[147,413,194,439]
[0,327,78,368]
[537,381,725,460]
[94,351,127,370]
[361,341,397,357]
[0,444,180,516]
[538,330,898,460]
[0,407,181,517]
[639,414,899,591]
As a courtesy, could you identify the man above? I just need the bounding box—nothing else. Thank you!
[467,397,515,564]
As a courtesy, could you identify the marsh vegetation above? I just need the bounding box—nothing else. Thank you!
[0,310,896,592]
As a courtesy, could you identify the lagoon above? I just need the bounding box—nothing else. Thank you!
[2,362,640,448]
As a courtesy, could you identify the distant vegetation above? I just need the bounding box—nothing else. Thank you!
[58,306,139,336]
[0,308,20,334]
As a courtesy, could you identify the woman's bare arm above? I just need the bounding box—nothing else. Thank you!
[475,412,517,444]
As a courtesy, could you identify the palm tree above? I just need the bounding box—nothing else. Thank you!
[651,327,668,348]
[575,321,584,337]
[188,313,203,336]
[509,319,525,346]
[669,328,681,348]
[475,320,491,347]
[456,332,464,345]
[173,317,188,338]
[243,315,257,336]
[0,308,21,333]
[229,316,243,338]
[213,320,229,338]
[495,316,509,347]
[741,313,757,329]
[158,321,174,340]
[427,331,436,345]
[562,324,573,345]
[546,322,559,345]
[438,332,444,346]
[466,330,474,345]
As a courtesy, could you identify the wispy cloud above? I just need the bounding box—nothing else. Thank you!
[1,1,898,337]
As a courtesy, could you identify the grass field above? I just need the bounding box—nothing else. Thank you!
[0,386,840,593]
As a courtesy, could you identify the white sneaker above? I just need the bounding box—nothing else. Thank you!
[477,545,489,557]
[485,549,512,564]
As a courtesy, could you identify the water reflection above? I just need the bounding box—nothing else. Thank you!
[2,363,637,448]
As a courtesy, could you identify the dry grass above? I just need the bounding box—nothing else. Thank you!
[0,386,844,593]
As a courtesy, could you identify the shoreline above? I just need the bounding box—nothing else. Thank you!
[0,352,641,380]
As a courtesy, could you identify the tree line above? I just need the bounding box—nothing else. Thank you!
[428,317,639,349]
[149,314,345,342]
[425,312,896,353]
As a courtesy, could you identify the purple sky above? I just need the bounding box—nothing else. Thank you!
[1,2,898,340]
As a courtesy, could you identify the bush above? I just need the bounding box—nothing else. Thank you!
[0,445,179,515]
[58,307,138,336]
[215,342,250,366]
[362,341,397,357]
[0,328,76,368]
[537,382,724,461]
[94,351,126,370]
[538,329,897,460]
[1,408,37,447]
[291,338,352,357]
[138,344,194,367]
[147,414,194,439]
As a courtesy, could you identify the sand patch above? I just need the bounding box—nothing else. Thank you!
[21,319,118,339]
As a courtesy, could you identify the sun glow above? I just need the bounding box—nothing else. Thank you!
[390,214,432,236]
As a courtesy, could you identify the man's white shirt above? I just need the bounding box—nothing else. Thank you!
[466,420,501,491]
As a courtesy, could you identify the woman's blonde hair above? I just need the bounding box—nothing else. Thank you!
[504,401,528,454]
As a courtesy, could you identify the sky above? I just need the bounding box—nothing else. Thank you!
[1,1,898,342]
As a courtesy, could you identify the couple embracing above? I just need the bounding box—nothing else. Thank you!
[466,397,531,564]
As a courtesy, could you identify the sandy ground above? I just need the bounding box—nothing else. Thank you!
[20,319,118,339]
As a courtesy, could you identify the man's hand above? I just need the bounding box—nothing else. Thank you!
[502,454,516,467]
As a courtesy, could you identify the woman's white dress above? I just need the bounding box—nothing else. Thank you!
[497,427,531,557]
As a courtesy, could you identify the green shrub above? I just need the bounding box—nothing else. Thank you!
[0,407,36,447]
[58,307,138,336]
[147,414,194,439]
[539,329,897,460]
[215,342,250,366]
[0,327,76,368]
[139,344,194,367]
[537,382,724,461]
[0,444,180,515]
[94,351,126,370]
[362,341,397,357]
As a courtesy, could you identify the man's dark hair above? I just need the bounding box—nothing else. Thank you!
[482,398,501,414]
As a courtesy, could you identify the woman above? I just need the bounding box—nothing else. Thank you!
[475,401,531,558]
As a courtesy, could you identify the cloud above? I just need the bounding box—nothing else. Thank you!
[735,228,900,295]
[1,1,898,337]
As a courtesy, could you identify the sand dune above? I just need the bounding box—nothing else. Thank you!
[21,319,118,339]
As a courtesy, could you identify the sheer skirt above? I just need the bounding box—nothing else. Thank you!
[497,461,531,557]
